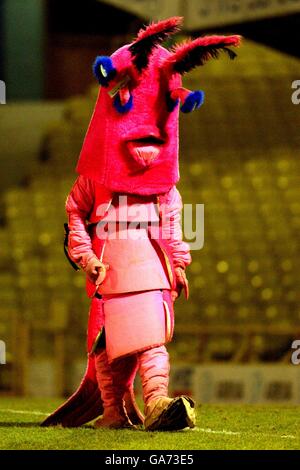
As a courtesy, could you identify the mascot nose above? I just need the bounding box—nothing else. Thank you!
[136,145,160,166]
[127,136,164,167]
[128,142,160,167]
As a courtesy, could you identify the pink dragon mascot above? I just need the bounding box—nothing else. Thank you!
[42,17,241,431]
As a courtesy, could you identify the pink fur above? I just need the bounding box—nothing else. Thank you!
[134,16,182,42]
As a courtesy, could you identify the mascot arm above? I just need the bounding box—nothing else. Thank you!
[66,175,97,269]
[162,187,191,299]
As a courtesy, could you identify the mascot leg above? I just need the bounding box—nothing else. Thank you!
[115,358,144,426]
[94,348,138,429]
[139,345,196,431]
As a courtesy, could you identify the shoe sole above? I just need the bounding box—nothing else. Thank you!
[145,396,196,432]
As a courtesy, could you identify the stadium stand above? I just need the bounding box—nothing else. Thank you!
[1,40,300,395]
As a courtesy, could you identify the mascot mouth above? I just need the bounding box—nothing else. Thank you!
[127,136,165,167]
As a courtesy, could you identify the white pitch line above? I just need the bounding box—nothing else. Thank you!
[195,427,296,440]
[0,409,48,416]
[0,410,297,440]
[196,427,240,436]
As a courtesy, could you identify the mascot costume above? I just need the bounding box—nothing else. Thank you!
[42,17,241,431]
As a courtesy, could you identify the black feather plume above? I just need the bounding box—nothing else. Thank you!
[129,17,182,72]
[166,35,241,75]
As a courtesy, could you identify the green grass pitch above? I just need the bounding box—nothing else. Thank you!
[0,398,299,450]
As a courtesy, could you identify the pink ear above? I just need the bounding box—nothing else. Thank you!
[163,35,242,75]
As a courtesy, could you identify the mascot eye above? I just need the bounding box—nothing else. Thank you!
[180,90,205,114]
[113,90,133,114]
[167,88,205,114]
[93,56,117,87]
[107,77,133,114]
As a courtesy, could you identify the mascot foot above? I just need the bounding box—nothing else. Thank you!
[144,396,196,431]
[94,405,137,430]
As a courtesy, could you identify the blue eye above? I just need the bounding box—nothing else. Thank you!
[180,90,205,114]
[113,92,133,114]
[93,56,117,87]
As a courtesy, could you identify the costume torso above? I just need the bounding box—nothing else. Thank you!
[96,194,171,294]
[96,195,170,294]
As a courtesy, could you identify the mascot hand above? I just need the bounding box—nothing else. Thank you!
[171,290,178,302]
[85,256,109,285]
[174,267,189,300]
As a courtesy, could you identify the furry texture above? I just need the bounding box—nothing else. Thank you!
[129,17,182,72]
[78,27,242,195]
[93,56,117,87]
[164,35,242,75]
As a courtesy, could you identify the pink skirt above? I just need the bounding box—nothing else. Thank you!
[103,290,173,363]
